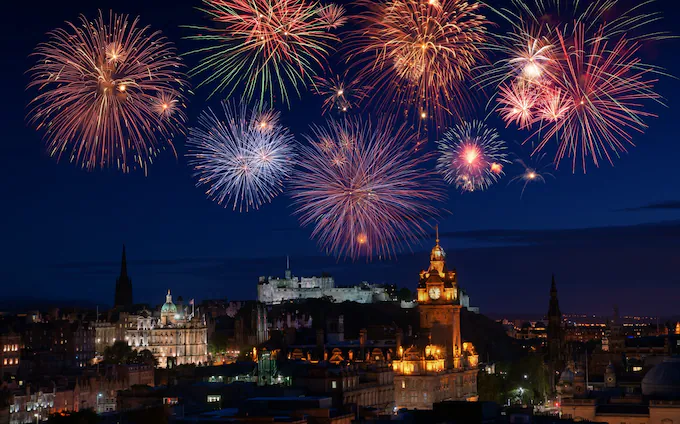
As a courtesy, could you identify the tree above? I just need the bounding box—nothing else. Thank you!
[103,341,134,365]
[396,287,412,302]
[133,349,158,367]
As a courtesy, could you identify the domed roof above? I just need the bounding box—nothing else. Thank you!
[642,357,680,398]
[161,302,177,313]
[161,289,177,313]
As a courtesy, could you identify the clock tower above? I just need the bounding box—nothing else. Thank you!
[417,228,463,361]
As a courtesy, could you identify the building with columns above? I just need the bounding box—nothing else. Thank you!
[391,232,479,409]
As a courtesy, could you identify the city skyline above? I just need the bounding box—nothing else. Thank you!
[2,0,679,317]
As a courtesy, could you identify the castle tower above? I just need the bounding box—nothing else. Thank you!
[547,275,564,391]
[114,245,133,309]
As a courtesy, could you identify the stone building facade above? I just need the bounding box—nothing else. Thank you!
[391,232,479,409]
[124,290,208,368]
[257,259,390,304]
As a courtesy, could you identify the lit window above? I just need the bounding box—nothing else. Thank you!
[401,381,406,389]
[2,359,6,365]
[207,395,221,403]
[332,381,337,389]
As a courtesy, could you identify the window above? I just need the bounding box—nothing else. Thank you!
[332,381,337,389]
[402,380,406,389]
[207,395,221,403]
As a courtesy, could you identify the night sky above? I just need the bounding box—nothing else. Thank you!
[1,0,679,316]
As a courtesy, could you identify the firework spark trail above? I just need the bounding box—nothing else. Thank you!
[185,0,341,105]
[291,117,443,259]
[186,101,296,212]
[346,0,489,128]
[436,121,510,192]
[27,11,188,173]
[509,153,554,198]
[313,73,367,114]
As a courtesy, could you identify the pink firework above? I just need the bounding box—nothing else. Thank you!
[27,11,188,173]
[317,3,347,29]
[291,117,443,259]
[535,24,660,171]
[497,82,539,129]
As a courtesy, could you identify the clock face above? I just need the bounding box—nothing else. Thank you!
[428,287,441,300]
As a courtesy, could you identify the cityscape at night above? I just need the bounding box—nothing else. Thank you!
[1,0,680,422]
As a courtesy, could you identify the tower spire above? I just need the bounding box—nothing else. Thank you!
[120,244,128,278]
[435,224,439,245]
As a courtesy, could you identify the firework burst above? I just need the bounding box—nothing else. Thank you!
[185,0,341,105]
[291,117,443,259]
[186,101,296,212]
[313,73,367,114]
[537,25,661,171]
[482,0,668,171]
[317,3,347,29]
[27,11,188,173]
[346,0,489,128]
[436,121,509,192]
[509,153,554,198]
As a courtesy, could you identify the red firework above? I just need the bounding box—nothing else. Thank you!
[27,11,188,174]
[536,24,660,171]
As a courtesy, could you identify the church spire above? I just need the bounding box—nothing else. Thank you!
[120,245,128,278]
[114,244,133,308]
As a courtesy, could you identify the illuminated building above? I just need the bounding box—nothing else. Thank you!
[392,231,479,409]
[0,331,20,377]
[561,358,680,423]
[257,258,390,304]
[124,290,208,368]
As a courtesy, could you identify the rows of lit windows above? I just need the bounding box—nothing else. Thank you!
[3,358,18,365]
[2,344,18,352]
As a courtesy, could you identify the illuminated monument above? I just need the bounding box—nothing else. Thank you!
[392,229,479,409]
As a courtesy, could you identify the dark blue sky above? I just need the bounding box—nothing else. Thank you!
[1,0,679,316]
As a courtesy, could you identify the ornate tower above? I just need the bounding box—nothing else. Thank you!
[417,228,463,363]
[114,245,133,308]
[547,274,564,391]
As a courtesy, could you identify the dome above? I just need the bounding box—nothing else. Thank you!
[161,302,177,313]
[161,289,177,313]
[642,357,680,398]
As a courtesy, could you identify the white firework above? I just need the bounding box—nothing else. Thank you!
[187,101,296,211]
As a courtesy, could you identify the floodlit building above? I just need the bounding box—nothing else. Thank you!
[125,290,208,368]
[392,230,479,409]
[257,258,390,304]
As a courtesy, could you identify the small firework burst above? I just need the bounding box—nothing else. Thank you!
[497,82,539,130]
[313,74,367,114]
[291,117,443,259]
[317,3,347,29]
[509,153,554,198]
[186,101,296,212]
[436,121,509,192]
